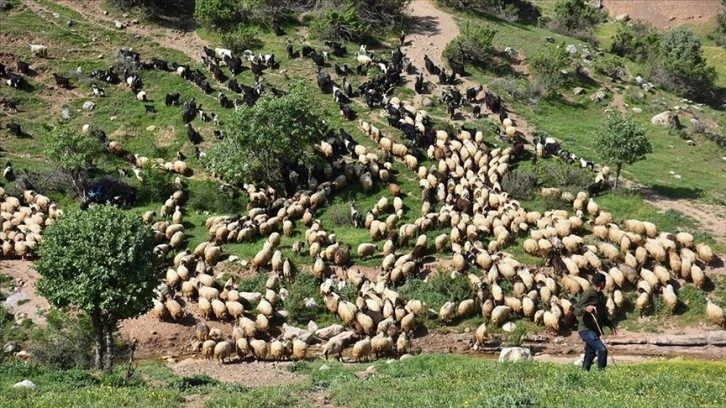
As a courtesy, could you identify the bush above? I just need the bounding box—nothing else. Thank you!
[594,54,625,79]
[650,27,717,100]
[194,0,240,30]
[437,0,541,24]
[443,21,497,68]
[709,12,726,47]
[169,374,220,390]
[548,0,606,43]
[536,160,592,193]
[236,271,268,293]
[284,273,323,323]
[309,1,369,41]
[28,309,95,370]
[136,168,175,205]
[529,45,569,95]
[187,180,245,214]
[610,20,659,63]
[399,270,472,312]
[220,26,263,55]
[501,169,538,200]
[327,202,351,227]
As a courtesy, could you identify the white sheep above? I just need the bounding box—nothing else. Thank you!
[30,44,48,57]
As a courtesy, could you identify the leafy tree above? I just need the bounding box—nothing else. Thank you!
[594,112,652,189]
[652,27,717,99]
[35,205,159,370]
[194,0,240,29]
[529,44,569,95]
[610,20,659,63]
[206,84,326,194]
[309,1,369,41]
[43,126,103,197]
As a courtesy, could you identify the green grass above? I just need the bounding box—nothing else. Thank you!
[293,355,726,408]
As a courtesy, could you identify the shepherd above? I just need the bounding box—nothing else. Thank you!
[574,273,617,371]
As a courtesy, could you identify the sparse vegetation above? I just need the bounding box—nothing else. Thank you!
[594,112,652,189]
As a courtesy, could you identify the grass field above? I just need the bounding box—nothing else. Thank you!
[2,357,726,408]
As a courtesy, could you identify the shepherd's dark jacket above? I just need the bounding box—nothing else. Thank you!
[574,287,614,334]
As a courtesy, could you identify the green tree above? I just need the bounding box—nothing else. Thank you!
[194,0,240,30]
[594,112,652,189]
[35,205,159,370]
[443,21,497,67]
[43,125,103,196]
[206,84,326,194]
[529,44,569,95]
[610,20,659,63]
[653,27,717,99]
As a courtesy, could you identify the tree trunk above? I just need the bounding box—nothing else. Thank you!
[614,163,622,190]
[91,310,104,370]
[103,317,115,370]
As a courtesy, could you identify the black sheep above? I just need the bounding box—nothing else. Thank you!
[186,124,202,145]
[16,60,30,74]
[414,73,424,94]
[53,73,71,89]
[6,122,21,137]
[286,40,294,59]
[0,62,6,77]
[152,57,169,71]
[145,105,156,114]
[301,45,315,58]
[203,46,215,59]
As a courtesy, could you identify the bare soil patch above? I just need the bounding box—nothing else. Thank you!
[169,357,307,386]
[641,188,726,243]
[0,261,50,326]
[602,0,724,30]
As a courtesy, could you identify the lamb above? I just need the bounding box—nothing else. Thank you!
[322,339,344,361]
[201,340,216,360]
[370,333,393,359]
[706,299,725,327]
[250,339,269,361]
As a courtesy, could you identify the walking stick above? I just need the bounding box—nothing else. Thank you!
[589,312,618,367]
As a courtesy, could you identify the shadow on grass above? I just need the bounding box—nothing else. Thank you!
[647,185,704,200]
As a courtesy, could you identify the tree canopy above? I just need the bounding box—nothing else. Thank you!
[35,204,159,369]
[594,112,652,189]
[43,126,102,172]
[206,84,326,193]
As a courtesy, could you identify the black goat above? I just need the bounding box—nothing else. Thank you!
[151,57,169,71]
[339,103,354,121]
[414,73,424,94]
[53,73,71,89]
[423,55,436,75]
[6,122,22,137]
[301,45,315,58]
[310,52,325,67]
[472,105,481,118]
[6,74,22,88]
[448,58,465,76]
[145,104,156,114]
[16,60,30,74]
[186,124,202,145]
[0,62,6,76]
[91,128,107,144]
[165,92,181,106]
[203,46,215,59]
[466,85,482,102]
[3,162,15,181]
[286,40,294,59]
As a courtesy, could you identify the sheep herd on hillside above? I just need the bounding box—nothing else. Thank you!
[0,32,724,365]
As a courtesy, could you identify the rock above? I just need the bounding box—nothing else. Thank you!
[146,125,156,132]
[565,44,577,55]
[103,10,108,15]
[4,341,19,354]
[52,12,60,18]
[400,353,413,361]
[635,76,645,85]
[166,357,177,364]
[307,320,318,333]
[114,21,125,29]
[502,322,516,332]
[590,91,607,102]
[365,365,376,373]
[651,111,679,128]
[15,350,31,360]
[422,97,432,107]
[82,101,95,111]
[282,323,314,344]
[573,355,584,365]
[122,13,129,18]
[650,335,708,346]
[61,107,71,119]
[304,297,318,309]
[632,107,642,113]
[227,255,239,262]
[615,14,629,22]
[315,324,345,340]
[319,364,330,371]
[573,87,585,95]
[463,327,470,333]
[498,347,532,362]
[707,331,726,346]
[13,380,36,389]
[642,83,655,92]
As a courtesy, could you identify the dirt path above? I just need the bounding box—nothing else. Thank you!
[641,188,726,243]
[0,261,50,326]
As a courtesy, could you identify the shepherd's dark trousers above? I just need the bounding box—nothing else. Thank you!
[579,329,608,371]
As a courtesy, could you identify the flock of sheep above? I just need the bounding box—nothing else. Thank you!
[1,20,724,366]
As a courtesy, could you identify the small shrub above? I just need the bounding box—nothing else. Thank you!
[443,21,497,68]
[220,27,263,55]
[136,168,174,205]
[169,374,220,390]
[536,160,592,193]
[309,1,369,42]
[529,45,570,95]
[327,202,351,227]
[37,369,99,388]
[28,309,95,370]
[501,170,538,200]
[610,20,659,63]
[548,0,606,43]
[503,323,527,347]
[236,271,268,293]
[187,180,245,214]
[595,54,625,79]
[284,272,324,323]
